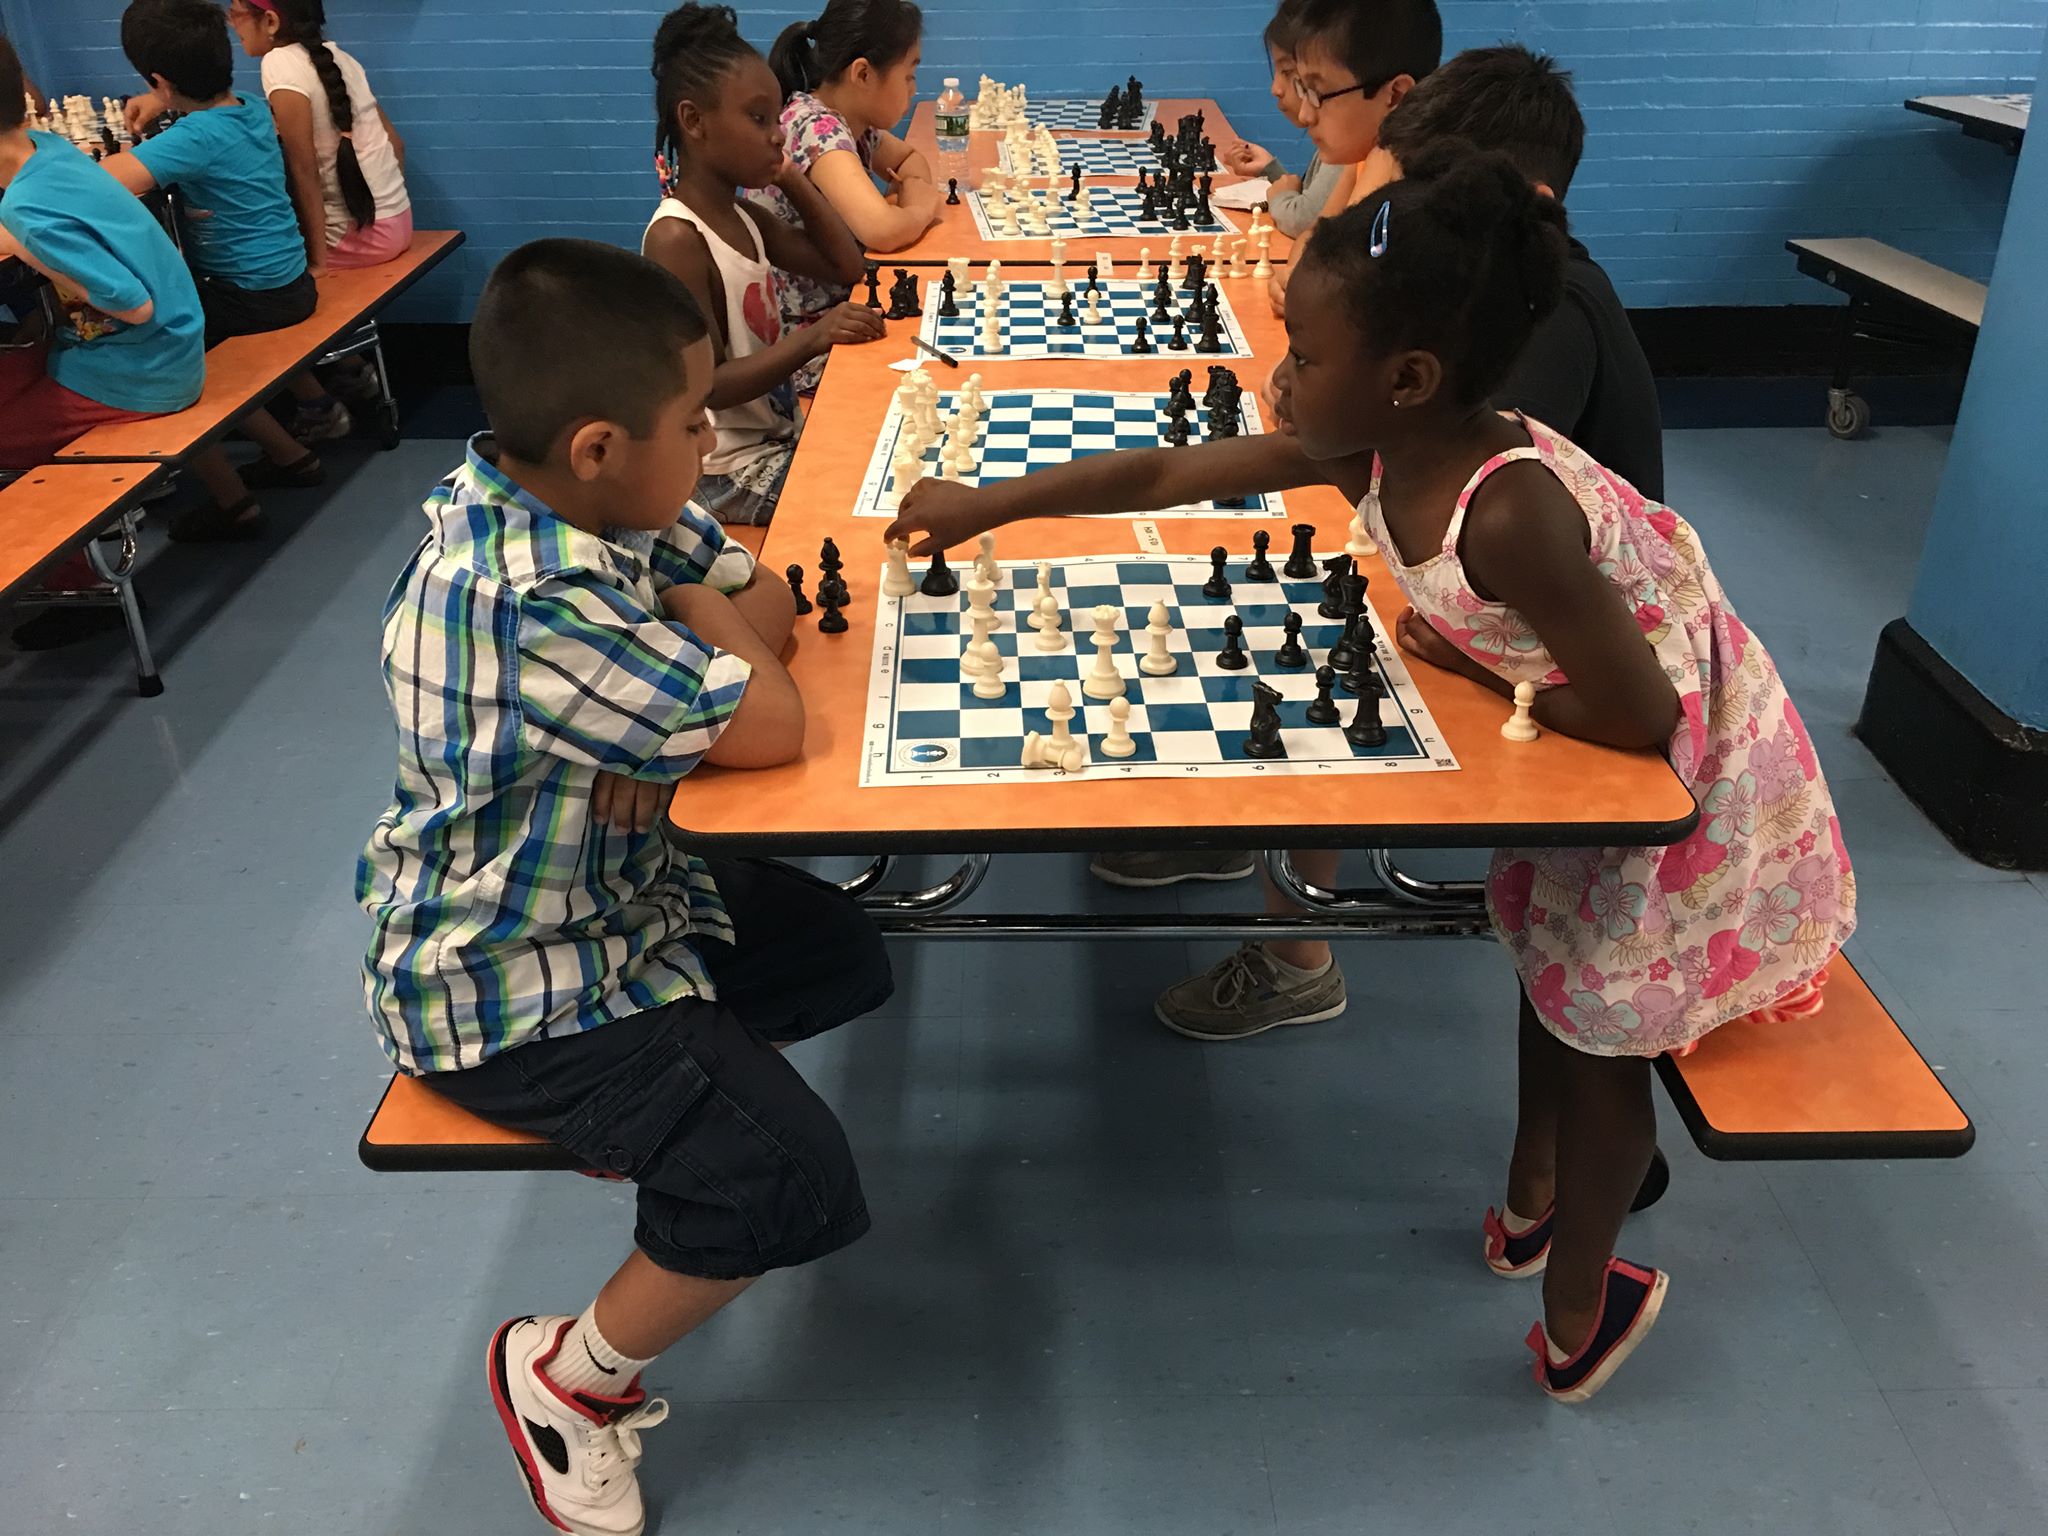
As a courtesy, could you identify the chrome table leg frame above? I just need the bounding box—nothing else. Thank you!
[1364,848,1486,909]
[84,512,161,697]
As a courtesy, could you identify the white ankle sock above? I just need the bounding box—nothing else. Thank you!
[1499,1205,1545,1236]
[544,1303,658,1397]
[1263,949,1332,983]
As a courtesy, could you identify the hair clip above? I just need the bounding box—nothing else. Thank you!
[1369,202,1391,259]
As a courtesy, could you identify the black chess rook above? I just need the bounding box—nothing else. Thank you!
[1283,523,1318,579]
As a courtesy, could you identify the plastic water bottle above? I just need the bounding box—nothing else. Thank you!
[934,76,970,187]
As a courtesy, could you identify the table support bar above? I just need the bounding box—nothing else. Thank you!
[870,910,1491,940]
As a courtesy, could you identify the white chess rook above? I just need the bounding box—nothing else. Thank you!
[883,540,917,597]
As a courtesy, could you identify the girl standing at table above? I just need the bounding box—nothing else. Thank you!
[885,148,1857,1402]
[751,0,937,391]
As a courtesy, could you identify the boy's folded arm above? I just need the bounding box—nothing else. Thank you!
[3,216,153,325]
[513,578,759,782]
[662,583,804,767]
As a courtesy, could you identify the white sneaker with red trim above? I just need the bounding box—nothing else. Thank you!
[488,1315,671,1536]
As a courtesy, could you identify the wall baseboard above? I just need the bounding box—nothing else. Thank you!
[1856,619,2048,872]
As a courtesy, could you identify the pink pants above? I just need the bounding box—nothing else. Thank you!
[327,208,414,269]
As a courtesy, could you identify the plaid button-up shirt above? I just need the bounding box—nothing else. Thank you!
[357,437,756,1074]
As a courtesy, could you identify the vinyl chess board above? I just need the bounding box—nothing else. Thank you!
[854,387,1287,520]
[1014,98,1158,132]
[862,554,1458,787]
[995,135,1173,176]
[919,278,1253,362]
[966,186,1236,242]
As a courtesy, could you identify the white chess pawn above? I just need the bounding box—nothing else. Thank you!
[1138,245,1152,279]
[1209,231,1227,266]
[883,539,917,597]
[1085,286,1103,326]
[1074,187,1093,220]
[1032,594,1067,652]
[1169,232,1186,261]
[975,532,999,584]
[1139,601,1177,676]
[1346,510,1373,561]
[985,260,1003,288]
[971,638,1007,700]
[1083,604,1126,700]
[1502,681,1541,742]
[1099,696,1137,758]
[962,609,996,678]
[945,432,976,478]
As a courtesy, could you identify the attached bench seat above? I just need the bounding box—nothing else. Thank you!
[362,955,1970,1176]
[0,463,169,693]
[56,229,464,465]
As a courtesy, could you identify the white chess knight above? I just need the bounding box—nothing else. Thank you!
[1502,681,1541,742]
[1139,601,1177,676]
[1022,681,1086,771]
[974,532,1000,584]
[1346,509,1374,561]
[1099,696,1137,758]
[883,539,917,598]
[1227,237,1248,280]
[1082,604,1126,700]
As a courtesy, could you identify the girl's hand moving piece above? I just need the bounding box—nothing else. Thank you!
[1221,140,1271,177]
[591,770,669,835]
[807,299,888,355]
[1397,606,1505,694]
[884,479,991,554]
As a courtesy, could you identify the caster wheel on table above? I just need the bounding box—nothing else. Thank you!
[1826,390,1871,440]
[1630,1146,1671,1213]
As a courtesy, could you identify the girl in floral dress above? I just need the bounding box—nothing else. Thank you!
[884,146,1856,1403]
[753,0,937,392]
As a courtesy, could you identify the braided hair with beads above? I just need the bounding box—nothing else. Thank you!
[651,4,760,197]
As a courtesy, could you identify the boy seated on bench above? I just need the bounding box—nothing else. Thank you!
[355,238,893,1536]
[0,32,206,649]
[98,0,348,542]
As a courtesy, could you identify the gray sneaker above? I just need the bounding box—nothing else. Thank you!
[1153,945,1348,1041]
[1090,849,1256,888]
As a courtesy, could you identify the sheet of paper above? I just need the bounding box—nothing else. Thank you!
[1210,178,1273,211]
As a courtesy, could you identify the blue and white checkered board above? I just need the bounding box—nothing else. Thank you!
[966,185,1235,242]
[996,134,1175,176]
[862,554,1458,786]
[1020,98,1157,132]
[919,278,1252,363]
[855,388,1286,520]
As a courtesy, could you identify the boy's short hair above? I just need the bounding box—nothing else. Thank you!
[1261,0,1310,55]
[120,0,234,101]
[0,35,25,130]
[1293,0,1442,92]
[1377,44,1586,198]
[471,239,712,465]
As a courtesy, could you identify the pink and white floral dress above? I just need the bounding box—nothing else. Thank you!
[1359,417,1857,1057]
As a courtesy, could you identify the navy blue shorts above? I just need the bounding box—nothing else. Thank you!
[427,859,894,1280]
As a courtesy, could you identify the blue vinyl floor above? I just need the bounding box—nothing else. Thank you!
[1,418,2043,1535]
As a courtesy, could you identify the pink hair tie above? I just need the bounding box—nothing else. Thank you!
[244,0,280,11]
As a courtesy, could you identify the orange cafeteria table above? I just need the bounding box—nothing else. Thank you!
[666,310,1697,859]
[879,98,1294,268]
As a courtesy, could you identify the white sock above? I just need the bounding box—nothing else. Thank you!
[544,1303,658,1397]
[1263,948,1332,983]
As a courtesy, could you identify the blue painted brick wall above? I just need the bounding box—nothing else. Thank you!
[11,0,2043,320]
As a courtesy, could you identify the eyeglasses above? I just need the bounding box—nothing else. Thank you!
[1295,77,1369,112]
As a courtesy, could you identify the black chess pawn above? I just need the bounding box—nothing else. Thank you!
[1167,314,1189,351]
[1194,304,1223,355]
[1344,667,1388,748]
[1150,275,1173,324]
[946,176,960,205]
[1163,388,1188,422]
[1216,614,1249,669]
[1086,262,1100,289]
[1245,529,1276,582]
[1274,611,1308,668]
[1057,288,1078,328]
[1283,523,1318,579]
[1339,628,1383,696]
[785,563,813,615]
[1149,118,1167,150]
[1138,180,1158,220]
[919,546,959,597]
[1242,679,1286,759]
[863,262,882,309]
[1319,554,1352,621]
[1067,164,1083,201]
[1170,192,1192,231]
[816,590,849,634]
[1202,545,1232,600]
[818,571,850,609]
[1165,417,1192,448]
[1305,665,1343,725]
[937,272,959,318]
[1131,314,1153,354]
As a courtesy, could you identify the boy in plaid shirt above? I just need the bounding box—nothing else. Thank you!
[357,238,891,1536]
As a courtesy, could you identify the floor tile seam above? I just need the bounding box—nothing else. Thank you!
[1758,1172,1892,1394]
[1875,1388,1967,1536]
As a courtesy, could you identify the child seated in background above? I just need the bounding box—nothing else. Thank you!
[102,0,341,541]
[753,0,938,391]
[358,237,891,1536]
[1372,45,1663,500]
[642,3,882,526]
[1220,1,1342,240]
[1265,0,1440,315]
[888,149,1855,1400]
[0,33,206,648]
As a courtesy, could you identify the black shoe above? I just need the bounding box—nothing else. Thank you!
[11,602,129,651]
[238,452,324,491]
[168,495,267,544]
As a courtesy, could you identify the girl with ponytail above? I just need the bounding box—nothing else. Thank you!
[748,0,934,389]
[227,0,411,273]
[889,148,1855,1403]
